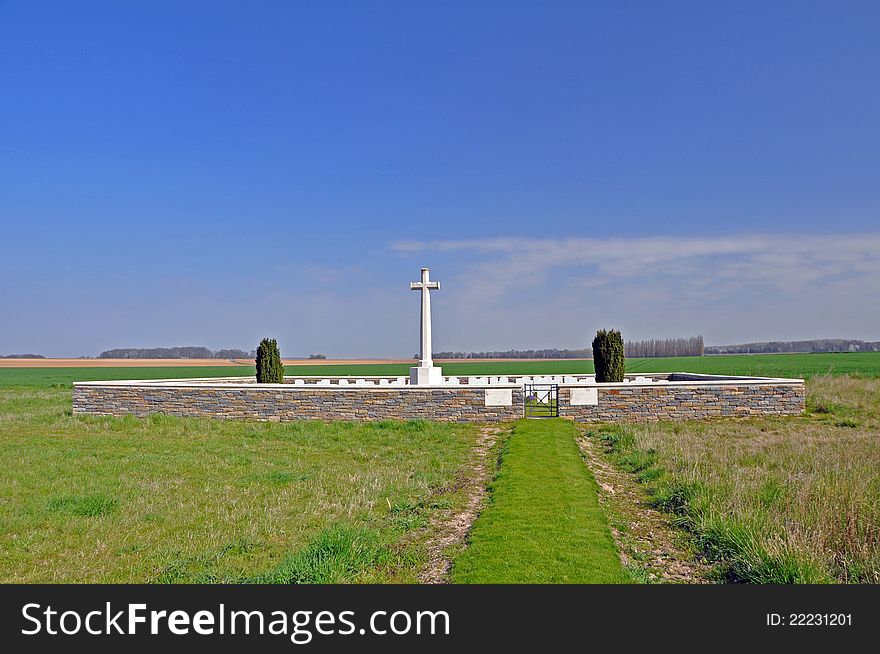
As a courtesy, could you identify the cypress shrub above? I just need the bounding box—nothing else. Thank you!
[256,338,284,384]
[592,329,625,382]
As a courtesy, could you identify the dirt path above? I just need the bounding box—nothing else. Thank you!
[418,425,505,584]
[576,431,712,583]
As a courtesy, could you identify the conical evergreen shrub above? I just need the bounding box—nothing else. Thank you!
[592,329,625,383]
[256,338,284,384]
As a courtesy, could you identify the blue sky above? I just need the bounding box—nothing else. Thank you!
[2,1,879,357]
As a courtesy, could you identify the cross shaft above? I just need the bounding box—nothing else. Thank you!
[410,268,440,367]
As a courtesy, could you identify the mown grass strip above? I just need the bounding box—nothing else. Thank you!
[452,419,629,583]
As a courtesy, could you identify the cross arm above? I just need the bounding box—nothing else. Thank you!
[410,282,440,290]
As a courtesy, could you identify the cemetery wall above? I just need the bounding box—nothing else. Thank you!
[73,377,804,423]
[559,382,804,421]
[73,384,525,422]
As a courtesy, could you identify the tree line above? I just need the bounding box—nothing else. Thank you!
[625,336,704,358]
[434,336,705,359]
[95,337,880,360]
[98,347,253,359]
[705,339,880,354]
[432,348,592,359]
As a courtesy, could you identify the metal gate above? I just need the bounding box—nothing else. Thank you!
[523,384,558,418]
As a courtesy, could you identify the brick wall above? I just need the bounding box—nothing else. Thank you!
[558,383,805,422]
[73,384,525,423]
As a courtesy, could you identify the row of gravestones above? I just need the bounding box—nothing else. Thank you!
[280,374,664,387]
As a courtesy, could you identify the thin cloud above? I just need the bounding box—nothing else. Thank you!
[392,233,880,293]
[390,233,880,348]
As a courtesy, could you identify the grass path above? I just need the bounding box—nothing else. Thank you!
[452,419,629,583]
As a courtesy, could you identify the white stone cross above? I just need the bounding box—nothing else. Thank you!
[409,267,443,385]
[410,267,440,367]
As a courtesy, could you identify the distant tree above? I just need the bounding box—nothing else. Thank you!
[705,339,880,355]
[255,338,284,383]
[624,336,704,358]
[308,354,327,360]
[214,349,250,359]
[99,346,213,359]
[433,348,592,359]
[592,329,625,382]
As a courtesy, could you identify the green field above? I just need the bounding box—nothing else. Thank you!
[624,352,880,379]
[452,419,629,583]
[0,365,256,387]
[2,351,880,387]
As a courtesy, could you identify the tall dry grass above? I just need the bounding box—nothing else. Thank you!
[594,375,880,583]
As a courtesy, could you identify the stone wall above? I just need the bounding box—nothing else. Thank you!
[73,384,525,423]
[558,383,805,422]
[73,377,805,423]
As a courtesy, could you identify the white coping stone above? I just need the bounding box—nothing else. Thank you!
[484,389,513,406]
[293,379,304,386]
[570,388,599,406]
[73,373,805,391]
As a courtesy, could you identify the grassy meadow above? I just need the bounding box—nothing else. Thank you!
[0,384,479,582]
[590,375,880,583]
